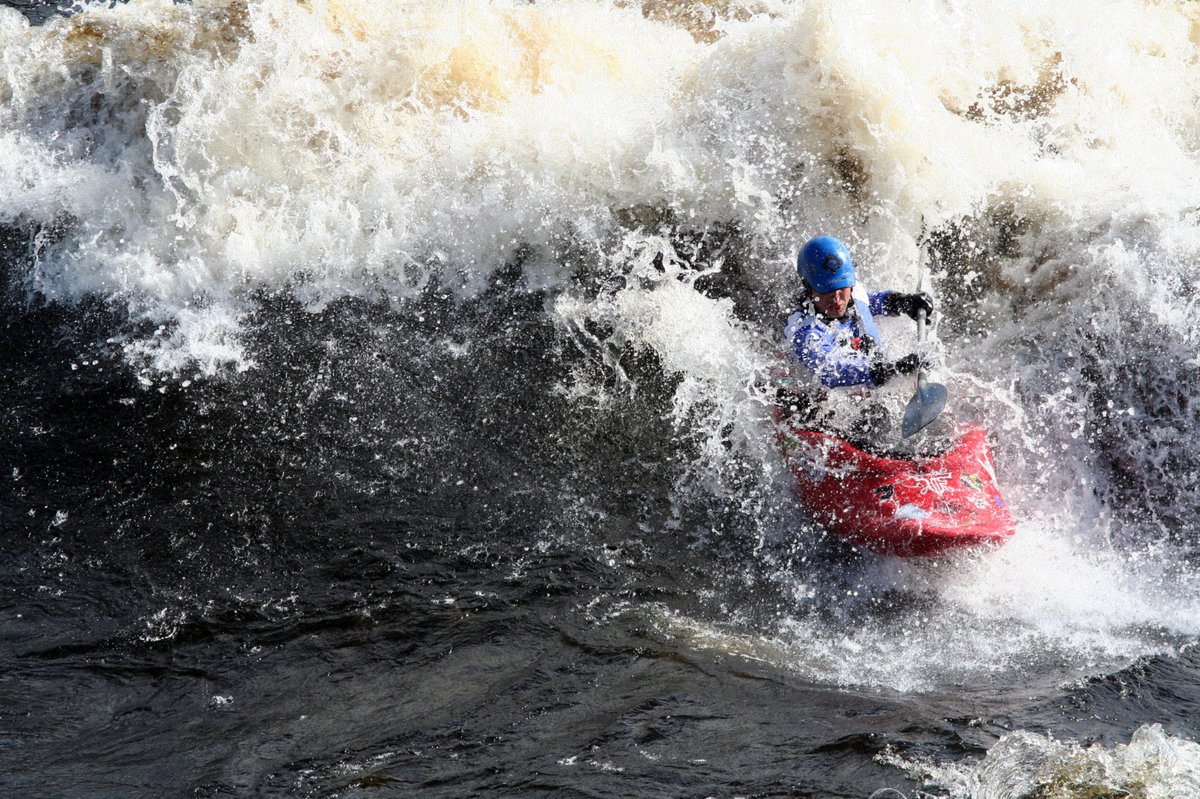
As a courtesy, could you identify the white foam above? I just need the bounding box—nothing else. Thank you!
[4,1,1198,332]
[883,723,1200,799]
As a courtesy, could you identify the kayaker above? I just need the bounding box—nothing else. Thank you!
[779,235,933,437]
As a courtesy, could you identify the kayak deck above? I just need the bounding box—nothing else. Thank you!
[778,421,1016,557]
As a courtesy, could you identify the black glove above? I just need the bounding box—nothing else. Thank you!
[869,353,924,386]
[886,291,934,321]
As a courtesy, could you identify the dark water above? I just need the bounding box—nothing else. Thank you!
[4,2,1200,797]
[4,278,1199,799]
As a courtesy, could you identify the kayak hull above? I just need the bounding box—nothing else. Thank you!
[777,421,1015,557]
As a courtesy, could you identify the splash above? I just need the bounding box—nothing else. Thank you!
[1,0,702,357]
[644,524,1200,693]
[881,723,1200,799]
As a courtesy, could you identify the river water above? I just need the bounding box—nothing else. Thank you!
[3,1,1200,797]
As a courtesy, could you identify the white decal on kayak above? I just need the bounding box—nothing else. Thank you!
[905,469,951,496]
[895,504,930,520]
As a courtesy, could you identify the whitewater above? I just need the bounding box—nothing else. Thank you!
[3,1,1200,796]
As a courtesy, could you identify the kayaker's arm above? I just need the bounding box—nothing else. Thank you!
[875,290,934,320]
[868,290,893,316]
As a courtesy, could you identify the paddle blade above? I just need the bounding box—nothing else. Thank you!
[901,375,948,437]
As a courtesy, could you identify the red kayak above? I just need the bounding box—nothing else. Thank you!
[777,419,1016,557]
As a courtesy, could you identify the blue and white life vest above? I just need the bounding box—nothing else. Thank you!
[784,286,896,388]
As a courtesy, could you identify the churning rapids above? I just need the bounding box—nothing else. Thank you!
[3,1,1200,797]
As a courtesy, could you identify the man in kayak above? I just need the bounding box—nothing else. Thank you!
[779,235,933,441]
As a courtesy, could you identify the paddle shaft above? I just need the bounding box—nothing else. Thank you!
[914,253,929,386]
[915,306,928,387]
[899,243,948,437]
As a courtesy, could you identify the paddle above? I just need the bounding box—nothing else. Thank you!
[900,253,948,438]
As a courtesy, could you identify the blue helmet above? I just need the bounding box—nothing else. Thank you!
[797,236,855,293]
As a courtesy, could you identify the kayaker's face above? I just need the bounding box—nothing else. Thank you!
[813,287,852,318]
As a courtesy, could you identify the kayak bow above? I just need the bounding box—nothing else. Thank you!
[777,418,1015,557]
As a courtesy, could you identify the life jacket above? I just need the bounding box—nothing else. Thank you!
[783,286,892,389]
